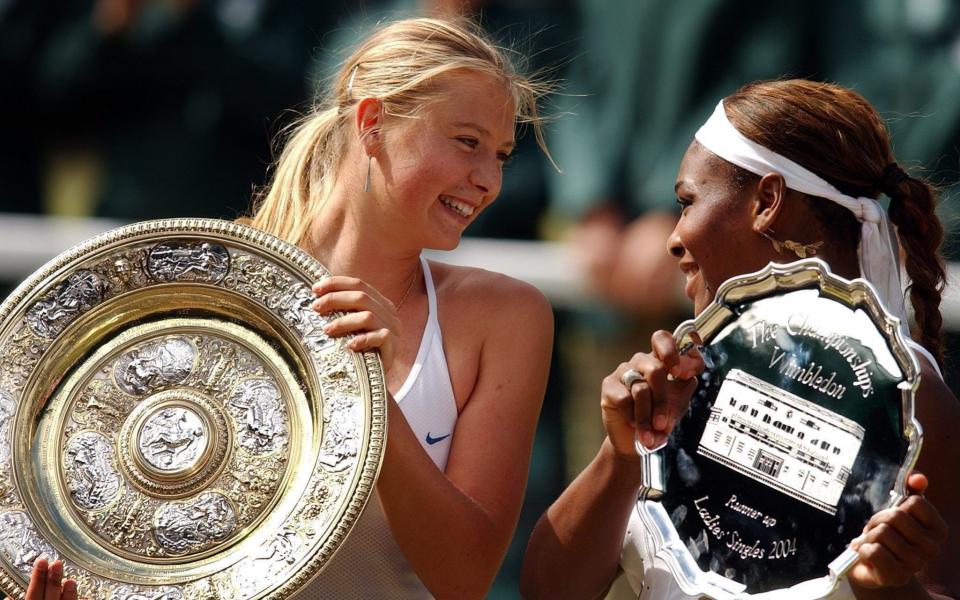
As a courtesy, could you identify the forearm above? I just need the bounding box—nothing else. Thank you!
[375,398,514,599]
[520,439,644,600]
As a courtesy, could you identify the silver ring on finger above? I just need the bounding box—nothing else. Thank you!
[620,368,645,389]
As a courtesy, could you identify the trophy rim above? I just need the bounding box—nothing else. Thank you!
[637,258,922,600]
[0,218,387,599]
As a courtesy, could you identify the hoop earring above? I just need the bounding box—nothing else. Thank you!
[364,155,372,193]
[759,228,824,259]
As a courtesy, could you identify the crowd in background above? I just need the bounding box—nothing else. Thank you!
[2,1,959,597]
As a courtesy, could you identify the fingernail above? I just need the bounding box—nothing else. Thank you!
[654,415,667,430]
[642,431,654,447]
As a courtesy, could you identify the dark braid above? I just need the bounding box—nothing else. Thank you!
[888,177,946,365]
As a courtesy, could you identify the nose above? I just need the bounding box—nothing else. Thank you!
[469,156,501,197]
[667,225,684,258]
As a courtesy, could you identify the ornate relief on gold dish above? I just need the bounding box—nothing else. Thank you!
[0,219,386,599]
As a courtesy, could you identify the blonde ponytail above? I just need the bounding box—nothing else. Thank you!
[249,107,348,245]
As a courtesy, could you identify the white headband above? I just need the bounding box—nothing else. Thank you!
[694,100,908,335]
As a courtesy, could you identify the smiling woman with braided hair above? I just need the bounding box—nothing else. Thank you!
[522,79,959,600]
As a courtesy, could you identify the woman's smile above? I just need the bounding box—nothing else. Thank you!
[439,194,477,219]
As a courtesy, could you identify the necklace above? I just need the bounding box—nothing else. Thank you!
[394,263,420,310]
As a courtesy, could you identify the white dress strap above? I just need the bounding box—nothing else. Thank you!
[906,338,943,381]
[394,256,440,402]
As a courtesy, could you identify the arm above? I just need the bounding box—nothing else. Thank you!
[375,277,553,598]
[848,363,959,600]
[521,331,703,599]
[520,439,643,600]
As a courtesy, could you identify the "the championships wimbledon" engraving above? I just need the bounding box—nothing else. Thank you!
[749,313,876,399]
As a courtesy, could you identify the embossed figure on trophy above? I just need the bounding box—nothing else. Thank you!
[138,408,206,470]
[255,530,301,569]
[65,432,122,510]
[318,395,359,469]
[229,379,288,453]
[154,492,237,554]
[109,584,185,600]
[116,338,195,396]
[111,251,150,289]
[197,339,239,393]
[0,512,57,572]
[0,391,14,463]
[26,271,108,339]
[73,381,127,429]
[147,242,229,283]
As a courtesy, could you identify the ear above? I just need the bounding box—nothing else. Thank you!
[355,97,383,156]
[751,172,787,233]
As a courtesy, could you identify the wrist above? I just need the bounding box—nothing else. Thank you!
[600,438,645,481]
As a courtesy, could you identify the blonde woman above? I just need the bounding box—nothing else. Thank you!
[25,17,554,600]
[271,17,553,600]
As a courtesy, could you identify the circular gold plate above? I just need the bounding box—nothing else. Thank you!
[0,219,386,599]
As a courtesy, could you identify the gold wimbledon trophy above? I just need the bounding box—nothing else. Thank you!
[0,219,386,599]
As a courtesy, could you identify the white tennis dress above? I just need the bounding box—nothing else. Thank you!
[294,257,458,599]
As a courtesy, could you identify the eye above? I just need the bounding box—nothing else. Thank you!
[676,197,693,213]
[497,151,514,165]
[457,136,479,149]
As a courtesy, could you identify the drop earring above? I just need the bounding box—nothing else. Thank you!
[759,228,824,259]
[364,155,372,193]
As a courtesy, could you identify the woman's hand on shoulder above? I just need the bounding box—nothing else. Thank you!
[312,275,402,371]
[26,558,78,600]
[601,330,704,460]
[847,472,948,590]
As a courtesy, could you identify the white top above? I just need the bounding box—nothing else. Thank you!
[611,510,855,600]
[611,342,941,600]
[294,257,459,599]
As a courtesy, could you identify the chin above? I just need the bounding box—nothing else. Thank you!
[426,234,464,252]
[693,300,707,317]
[693,289,715,316]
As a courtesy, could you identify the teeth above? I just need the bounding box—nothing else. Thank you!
[440,196,474,217]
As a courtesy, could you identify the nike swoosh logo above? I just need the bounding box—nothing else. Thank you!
[425,432,451,445]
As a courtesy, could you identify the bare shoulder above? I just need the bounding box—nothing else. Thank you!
[428,260,554,332]
[426,260,554,413]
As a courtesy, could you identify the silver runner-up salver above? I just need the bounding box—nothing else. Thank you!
[636,259,922,599]
[0,219,386,599]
